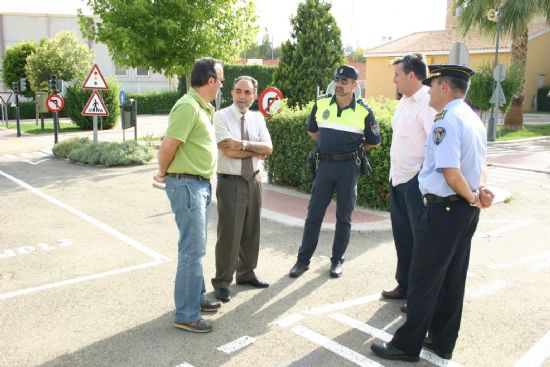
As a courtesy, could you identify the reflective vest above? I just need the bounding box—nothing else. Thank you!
[315,96,368,135]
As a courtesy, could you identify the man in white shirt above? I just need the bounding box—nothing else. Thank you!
[211,76,273,303]
[381,54,436,310]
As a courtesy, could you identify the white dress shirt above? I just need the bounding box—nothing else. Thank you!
[390,86,436,186]
[214,104,272,175]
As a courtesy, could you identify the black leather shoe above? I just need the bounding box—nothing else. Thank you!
[400,303,407,313]
[381,286,406,299]
[236,277,269,288]
[330,261,343,278]
[200,299,221,312]
[289,262,309,278]
[214,288,231,303]
[370,342,419,362]
[423,336,453,359]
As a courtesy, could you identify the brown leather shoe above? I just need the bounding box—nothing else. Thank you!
[201,299,221,313]
[400,303,407,313]
[381,286,406,299]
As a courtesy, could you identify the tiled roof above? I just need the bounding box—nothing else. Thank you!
[364,23,549,56]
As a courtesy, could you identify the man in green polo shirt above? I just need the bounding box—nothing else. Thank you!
[154,57,224,333]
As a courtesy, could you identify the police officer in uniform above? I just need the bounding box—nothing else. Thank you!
[289,65,381,279]
[371,64,495,362]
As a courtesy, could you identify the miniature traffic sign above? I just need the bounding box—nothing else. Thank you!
[82,90,109,116]
[46,94,65,113]
[258,87,284,118]
[82,64,109,90]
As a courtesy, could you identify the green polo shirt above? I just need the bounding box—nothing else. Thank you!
[165,88,217,179]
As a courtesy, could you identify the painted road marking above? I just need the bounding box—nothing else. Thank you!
[22,159,49,165]
[465,280,507,298]
[478,219,535,238]
[514,330,550,367]
[488,250,550,270]
[292,325,383,367]
[217,336,255,354]
[175,363,194,367]
[529,258,550,271]
[330,313,463,367]
[275,313,305,327]
[304,292,380,315]
[0,169,170,299]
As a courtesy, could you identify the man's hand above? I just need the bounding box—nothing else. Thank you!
[153,172,166,183]
[478,186,495,208]
[218,138,243,152]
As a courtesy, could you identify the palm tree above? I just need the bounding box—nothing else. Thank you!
[455,0,550,130]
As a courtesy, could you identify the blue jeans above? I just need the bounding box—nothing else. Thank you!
[165,176,211,324]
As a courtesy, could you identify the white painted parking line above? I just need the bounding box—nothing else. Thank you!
[275,313,305,327]
[478,219,535,238]
[514,330,550,367]
[0,260,161,299]
[22,159,49,165]
[0,169,169,263]
[488,251,550,270]
[304,292,380,315]
[217,336,255,354]
[175,363,194,367]
[292,325,383,367]
[465,280,507,298]
[329,313,463,367]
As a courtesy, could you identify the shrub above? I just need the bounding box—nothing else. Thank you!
[537,86,550,112]
[265,97,397,211]
[126,91,180,114]
[53,137,154,166]
[64,77,120,130]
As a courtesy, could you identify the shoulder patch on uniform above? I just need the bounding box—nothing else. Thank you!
[434,110,447,122]
[322,109,330,119]
[370,120,380,136]
[317,93,333,100]
[433,126,446,145]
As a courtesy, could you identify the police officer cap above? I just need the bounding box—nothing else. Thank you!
[422,64,474,86]
[334,65,358,80]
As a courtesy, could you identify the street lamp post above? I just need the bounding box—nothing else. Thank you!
[487,0,506,141]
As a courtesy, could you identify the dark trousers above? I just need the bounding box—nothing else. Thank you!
[297,160,360,265]
[392,200,480,356]
[389,174,424,295]
[211,175,261,289]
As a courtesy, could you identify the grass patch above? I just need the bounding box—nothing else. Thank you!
[496,124,550,141]
[6,120,83,134]
[53,137,154,166]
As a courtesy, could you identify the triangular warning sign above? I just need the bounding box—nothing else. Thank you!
[82,90,109,116]
[82,64,109,90]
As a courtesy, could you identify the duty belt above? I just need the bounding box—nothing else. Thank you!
[422,194,463,206]
[317,150,363,162]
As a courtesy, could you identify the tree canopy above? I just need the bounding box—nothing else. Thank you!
[272,0,345,107]
[78,0,259,78]
[25,31,94,93]
[1,41,36,98]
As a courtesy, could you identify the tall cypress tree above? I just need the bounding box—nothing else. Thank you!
[273,0,345,107]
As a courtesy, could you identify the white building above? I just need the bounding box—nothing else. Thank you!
[0,11,175,94]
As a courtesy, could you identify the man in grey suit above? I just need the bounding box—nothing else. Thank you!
[211,76,273,302]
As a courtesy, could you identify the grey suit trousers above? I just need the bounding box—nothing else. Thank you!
[211,174,261,289]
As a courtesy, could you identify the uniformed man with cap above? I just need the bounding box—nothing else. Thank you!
[289,64,381,279]
[371,64,495,362]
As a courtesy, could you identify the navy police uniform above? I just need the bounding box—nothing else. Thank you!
[296,65,381,267]
[389,65,488,358]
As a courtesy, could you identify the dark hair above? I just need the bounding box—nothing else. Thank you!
[392,53,428,81]
[191,57,222,88]
[233,75,258,93]
[438,76,469,94]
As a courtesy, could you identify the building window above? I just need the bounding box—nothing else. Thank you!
[114,64,128,76]
[136,67,150,77]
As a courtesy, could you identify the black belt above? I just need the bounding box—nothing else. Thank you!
[422,194,463,206]
[317,151,362,162]
[217,170,259,179]
[167,173,210,181]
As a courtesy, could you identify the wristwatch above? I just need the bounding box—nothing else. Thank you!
[469,192,479,207]
[242,140,248,151]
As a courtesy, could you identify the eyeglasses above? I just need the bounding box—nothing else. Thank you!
[333,77,350,85]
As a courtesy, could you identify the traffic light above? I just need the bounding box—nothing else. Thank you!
[12,81,20,94]
[49,74,58,93]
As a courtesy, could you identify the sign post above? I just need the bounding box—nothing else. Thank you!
[46,94,65,144]
[82,64,109,144]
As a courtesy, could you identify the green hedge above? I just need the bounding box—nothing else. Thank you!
[537,86,550,111]
[126,91,180,114]
[6,100,71,119]
[265,97,397,211]
[178,64,276,109]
